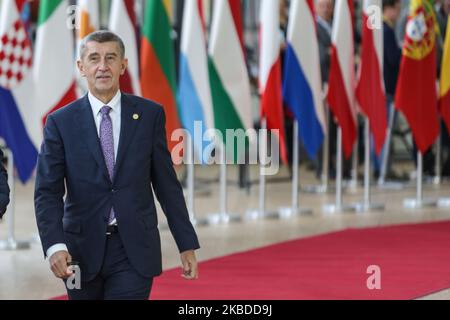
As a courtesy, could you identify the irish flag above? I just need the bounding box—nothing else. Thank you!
[259,0,288,165]
[141,0,181,152]
[356,0,387,156]
[110,0,141,96]
[327,0,357,159]
[178,0,214,162]
[283,0,326,160]
[440,18,450,133]
[395,0,439,154]
[208,0,253,159]
[34,0,77,130]
[76,0,99,41]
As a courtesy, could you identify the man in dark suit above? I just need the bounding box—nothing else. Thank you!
[0,148,10,219]
[34,31,200,300]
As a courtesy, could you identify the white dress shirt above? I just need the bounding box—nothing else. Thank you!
[46,91,122,259]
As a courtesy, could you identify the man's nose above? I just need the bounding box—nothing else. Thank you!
[98,59,108,70]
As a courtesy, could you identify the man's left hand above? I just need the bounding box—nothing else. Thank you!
[180,250,199,280]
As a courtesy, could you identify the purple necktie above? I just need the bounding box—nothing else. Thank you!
[99,106,115,224]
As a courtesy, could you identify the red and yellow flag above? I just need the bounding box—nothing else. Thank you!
[395,0,440,154]
[440,18,450,133]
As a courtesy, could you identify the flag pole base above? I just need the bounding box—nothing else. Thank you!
[278,207,313,219]
[403,198,437,209]
[322,203,358,214]
[206,212,242,225]
[0,238,31,251]
[302,184,328,194]
[437,198,450,207]
[350,202,385,213]
[244,209,280,220]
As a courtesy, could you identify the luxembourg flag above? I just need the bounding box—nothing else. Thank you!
[0,0,38,183]
[282,0,326,159]
[178,0,214,162]
[259,0,288,165]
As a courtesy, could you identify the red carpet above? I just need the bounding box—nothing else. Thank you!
[53,221,450,300]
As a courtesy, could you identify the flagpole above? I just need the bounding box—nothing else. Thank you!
[434,129,442,185]
[279,120,313,218]
[378,102,406,190]
[303,89,329,194]
[207,144,241,224]
[353,118,384,212]
[246,117,278,220]
[0,149,30,250]
[185,136,208,227]
[347,134,359,191]
[404,151,437,209]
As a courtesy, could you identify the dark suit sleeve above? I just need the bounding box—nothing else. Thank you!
[34,115,66,255]
[151,107,200,253]
[0,149,10,218]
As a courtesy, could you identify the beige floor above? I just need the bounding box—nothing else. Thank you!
[1,164,450,300]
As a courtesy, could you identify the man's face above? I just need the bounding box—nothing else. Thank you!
[316,0,334,22]
[77,41,127,96]
[444,0,450,14]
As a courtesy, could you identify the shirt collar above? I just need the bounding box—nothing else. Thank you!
[316,15,332,36]
[88,90,122,116]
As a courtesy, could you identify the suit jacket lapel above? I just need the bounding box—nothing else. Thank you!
[114,94,141,180]
[75,95,111,183]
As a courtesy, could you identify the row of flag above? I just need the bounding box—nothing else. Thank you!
[0,0,449,185]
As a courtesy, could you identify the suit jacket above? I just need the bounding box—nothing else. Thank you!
[0,148,9,218]
[35,93,200,281]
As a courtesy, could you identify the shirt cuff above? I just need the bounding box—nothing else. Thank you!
[46,243,68,259]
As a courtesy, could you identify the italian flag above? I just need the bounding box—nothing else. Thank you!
[140,0,181,152]
[34,0,77,131]
[208,0,253,160]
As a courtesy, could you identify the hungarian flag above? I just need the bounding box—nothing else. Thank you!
[283,0,326,159]
[327,0,357,159]
[356,0,387,156]
[440,18,450,133]
[0,0,38,182]
[141,0,182,152]
[395,0,439,154]
[34,0,77,128]
[110,0,141,96]
[259,0,288,165]
[208,0,253,160]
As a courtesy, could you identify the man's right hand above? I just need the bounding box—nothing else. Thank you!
[49,251,73,279]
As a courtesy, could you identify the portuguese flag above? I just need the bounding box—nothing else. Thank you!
[395,0,440,154]
[140,0,181,152]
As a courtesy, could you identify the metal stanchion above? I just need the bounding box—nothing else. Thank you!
[378,104,407,190]
[323,128,357,213]
[352,118,384,212]
[403,152,437,209]
[186,137,208,227]
[0,149,31,250]
[303,99,329,194]
[434,130,442,185]
[207,144,241,224]
[246,117,279,220]
[279,120,313,218]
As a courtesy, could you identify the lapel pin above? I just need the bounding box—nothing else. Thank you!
[133,114,139,120]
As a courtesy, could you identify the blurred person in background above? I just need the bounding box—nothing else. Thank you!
[0,148,10,219]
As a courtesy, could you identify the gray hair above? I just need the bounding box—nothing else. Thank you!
[79,30,126,59]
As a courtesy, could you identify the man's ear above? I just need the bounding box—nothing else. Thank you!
[120,58,128,76]
[77,60,86,77]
